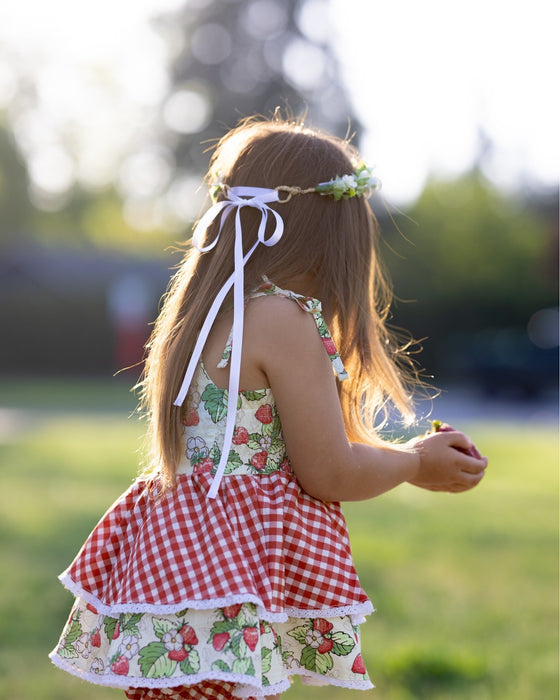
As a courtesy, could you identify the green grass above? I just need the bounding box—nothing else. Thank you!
[0,380,557,699]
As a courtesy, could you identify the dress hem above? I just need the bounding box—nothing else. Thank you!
[49,650,374,695]
[59,572,375,624]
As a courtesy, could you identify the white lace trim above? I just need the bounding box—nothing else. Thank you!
[230,679,292,698]
[297,669,375,690]
[49,651,374,694]
[49,652,260,691]
[59,572,374,623]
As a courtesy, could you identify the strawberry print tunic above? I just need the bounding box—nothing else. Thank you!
[49,281,374,699]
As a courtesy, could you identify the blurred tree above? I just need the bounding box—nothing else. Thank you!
[380,171,558,378]
[0,121,32,248]
[154,0,361,183]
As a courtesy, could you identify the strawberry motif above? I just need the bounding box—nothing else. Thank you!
[111,655,129,675]
[242,626,259,652]
[168,648,189,662]
[321,337,338,356]
[255,404,273,424]
[178,625,198,646]
[183,409,199,427]
[313,618,334,635]
[222,604,243,619]
[212,632,230,651]
[86,603,98,614]
[232,426,250,445]
[250,450,268,470]
[193,457,214,474]
[351,653,367,674]
[112,622,120,640]
[317,637,334,654]
[431,420,482,459]
[90,629,101,648]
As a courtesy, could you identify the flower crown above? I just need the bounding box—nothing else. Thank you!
[314,164,381,201]
[211,163,380,202]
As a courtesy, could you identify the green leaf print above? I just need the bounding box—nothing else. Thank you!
[58,644,79,659]
[287,625,309,645]
[262,414,281,438]
[230,632,247,659]
[261,647,273,675]
[330,631,355,656]
[103,616,118,641]
[315,648,334,674]
[152,618,176,640]
[243,390,267,401]
[120,612,142,637]
[180,649,200,675]
[212,660,231,673]
[300,645,317,672]
[248,434,263,450]
[268,437,285,455]
[225,450,243,474]
[64,616,82,645]
[265,456,281,473]
[209,442,221,464]
[316,316,328,337]
[232,657,256,676]
[138,642,173,678]
[201,385,229,423]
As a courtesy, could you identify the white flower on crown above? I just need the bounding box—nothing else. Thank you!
[340,174,358,189]
[315,163,380,200]
[355,165,381,191]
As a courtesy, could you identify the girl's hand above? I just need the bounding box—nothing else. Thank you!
[407,430,488,493]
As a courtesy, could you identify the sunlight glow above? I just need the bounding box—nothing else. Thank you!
[0,0,557,209]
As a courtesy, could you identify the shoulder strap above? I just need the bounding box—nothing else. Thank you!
[217,278,348,381]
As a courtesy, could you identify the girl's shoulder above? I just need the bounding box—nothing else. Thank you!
[244,288,318,343]
[248,278,322,315]
[245,279,347,383]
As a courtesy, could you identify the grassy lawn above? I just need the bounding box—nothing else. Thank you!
[0,379,557,699]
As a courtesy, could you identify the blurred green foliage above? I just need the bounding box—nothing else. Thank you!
[377,172,558,378]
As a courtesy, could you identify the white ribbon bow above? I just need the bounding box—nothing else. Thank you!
[173,187,284,498]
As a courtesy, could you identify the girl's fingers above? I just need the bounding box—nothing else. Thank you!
[460,456,488,475]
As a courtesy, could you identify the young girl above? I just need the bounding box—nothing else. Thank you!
[49,116,487,700]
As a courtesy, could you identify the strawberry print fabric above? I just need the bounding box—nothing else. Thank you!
[49,281,374,698]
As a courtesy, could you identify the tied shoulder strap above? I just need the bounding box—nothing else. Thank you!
[218,280,349,382]
[252,281,349,381]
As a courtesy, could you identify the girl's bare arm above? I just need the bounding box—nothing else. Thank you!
[250,297,487,502]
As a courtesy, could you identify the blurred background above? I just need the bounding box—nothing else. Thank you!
[0,1,558,699]
[0,0,557,393]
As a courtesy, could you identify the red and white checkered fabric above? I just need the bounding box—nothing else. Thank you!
[62,468,371,620]
[124,681,253,700]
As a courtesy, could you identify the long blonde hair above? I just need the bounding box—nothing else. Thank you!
[139,115,420,487]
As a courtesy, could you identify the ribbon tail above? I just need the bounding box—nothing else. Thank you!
[207,207,246,499]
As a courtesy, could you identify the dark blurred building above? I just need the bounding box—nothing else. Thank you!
[0,244,171,376]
